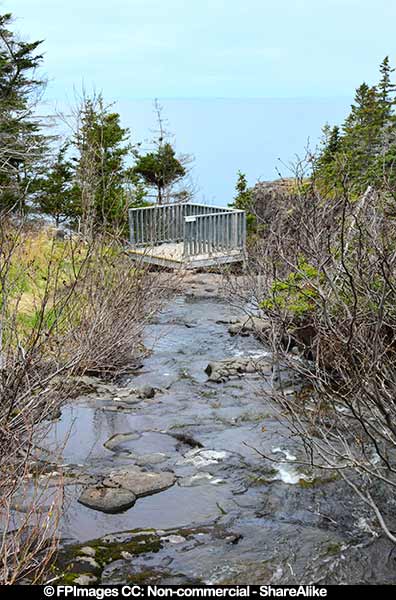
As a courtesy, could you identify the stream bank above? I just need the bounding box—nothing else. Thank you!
[37,274,396,584]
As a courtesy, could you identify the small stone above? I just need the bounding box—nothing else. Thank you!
[136,385,156,399]
[161,534,185,544]
[74,574,98,585]
[79,546,96,558]
[228,324,241,336]
[73,556,101,572]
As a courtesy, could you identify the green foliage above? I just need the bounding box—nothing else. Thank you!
[35,144,79,225]
[133,143,186,204]
[0,13,49,213]
[314,57,396,195]
[261,258,320,317]
[72,96,135,231]
[229,171,256,232]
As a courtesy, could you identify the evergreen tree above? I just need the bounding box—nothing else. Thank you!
[72,95,134,232]
[0,13,48,213]
[377,56,395,124]
[36,144,77,226]
[133,143,186,204]
[314,124,342,185]
[315,58,396,195]
[230,171,256,232]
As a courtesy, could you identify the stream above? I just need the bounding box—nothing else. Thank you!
[39,275,396,584]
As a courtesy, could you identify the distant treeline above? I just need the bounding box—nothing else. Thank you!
[315,56,396,196]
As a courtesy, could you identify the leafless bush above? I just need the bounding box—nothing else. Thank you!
[0,217,179,582]
[235,165,396,543]
[61,239,178,377]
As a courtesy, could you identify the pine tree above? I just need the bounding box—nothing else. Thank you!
[378,56,395,124]
[0,13,48,213]
[315,58,396,195]
[72,95,134,232]
[230,171,256,232]
[36,144,77,226]
[133,143,186,205]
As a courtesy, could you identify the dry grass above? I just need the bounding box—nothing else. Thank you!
[0,218,180,582]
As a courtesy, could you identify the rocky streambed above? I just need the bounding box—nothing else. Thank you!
[30,274,396,584]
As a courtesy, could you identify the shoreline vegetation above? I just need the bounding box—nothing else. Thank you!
[2,8,396,585]
[232,56,396,547]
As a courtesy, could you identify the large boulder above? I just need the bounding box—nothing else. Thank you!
[78,486,136,514]
[103,466,176,498]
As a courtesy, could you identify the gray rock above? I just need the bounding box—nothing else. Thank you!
[103,466,176,498]
[228,316,270,338]
[78,486,136,513]
[205,356,272,382]
[72,556,101,573]
[79,546,96,558]
[134,453,168,466]
[104,432,141,451]
[74,574,98,585]
[71,375,114,395]
[136,385,156,399]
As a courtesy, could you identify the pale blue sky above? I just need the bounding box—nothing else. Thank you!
[6,0,396,99]
[3,1,395,202]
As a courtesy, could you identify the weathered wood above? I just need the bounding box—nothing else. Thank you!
[129,202,246,268]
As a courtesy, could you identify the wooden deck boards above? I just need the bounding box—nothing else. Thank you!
[129,242,244,268]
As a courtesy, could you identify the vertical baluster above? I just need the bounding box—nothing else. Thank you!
[203,216,207,254]
[171,204,175,241]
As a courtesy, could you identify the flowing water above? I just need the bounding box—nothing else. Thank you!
[42,276,396,584]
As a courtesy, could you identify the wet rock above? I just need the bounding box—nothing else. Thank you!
[78,486,136,513]
[134,453,168,466]
[104,432,141,452]
[205,356,272,382]
[79,546,96,558]
[74,574,98,585]
[161,534,186,544]
[48,472,99,487]
[216,317,239,325]
[170,432,203,448]
[103,466,176,498]
[179,472,224,487]
[112,389,141,404]
[178,449,230,468]
[72,556,101,574]
[136,385,156,399]
[69,375,114,396]
[228,316,270,338]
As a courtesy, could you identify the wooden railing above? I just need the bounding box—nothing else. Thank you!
[129,203,246,258]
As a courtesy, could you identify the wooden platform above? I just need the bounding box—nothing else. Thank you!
[129,242,244,269]
[128,203,246,270]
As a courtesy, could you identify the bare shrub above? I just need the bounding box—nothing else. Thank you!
[0,217,178,582]
[61,238,178,377]
[235,167,396,543]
